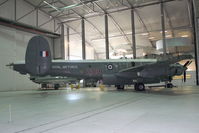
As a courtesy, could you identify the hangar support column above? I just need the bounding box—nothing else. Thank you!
[14,0,16,21]
[66,27,70,60]
[160,1,167,55]
[105,13,109,59]
[82,18,86,60]
[60,23,65,59]
[192,0,199,85]
[131,8,136,59]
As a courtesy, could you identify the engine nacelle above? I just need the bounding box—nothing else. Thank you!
[174,67,184,75]
[169,65,184,76]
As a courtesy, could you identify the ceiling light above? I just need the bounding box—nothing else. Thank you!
[117,49,127,53]
[61,3,79,10]
[166,34,172,38]
[181,35,189,38]
[160,30,168,33]
[43,1,60,12]
[141,33,149,36]
[149,37,155,40]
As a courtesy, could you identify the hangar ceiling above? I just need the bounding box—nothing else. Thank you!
[7,0,195,59]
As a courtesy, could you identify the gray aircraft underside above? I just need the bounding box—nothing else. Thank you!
[30,76,78,84]
[8,36,193,90]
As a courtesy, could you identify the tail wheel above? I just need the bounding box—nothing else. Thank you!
[134,83,145,91]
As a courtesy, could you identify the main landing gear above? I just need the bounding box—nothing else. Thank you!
[115,83,145,91]
[134,83,145,91]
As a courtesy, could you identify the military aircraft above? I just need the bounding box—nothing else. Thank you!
[7,36,193,91]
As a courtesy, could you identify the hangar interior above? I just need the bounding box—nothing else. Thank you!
[1,0,199,133]
[0,0,198,91]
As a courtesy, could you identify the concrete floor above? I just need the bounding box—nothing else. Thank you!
[0,86,199,133]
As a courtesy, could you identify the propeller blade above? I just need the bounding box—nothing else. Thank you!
[182,60,192,82]
[184,70,186,82]
[183,61,190,67]
[187,61,192,66]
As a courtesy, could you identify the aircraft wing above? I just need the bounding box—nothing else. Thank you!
[119,64,147,73]
[115,64,151,79]
[160,54,193,64]
[116,54,193,79]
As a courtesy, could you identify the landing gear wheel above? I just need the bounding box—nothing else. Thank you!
[116,85,124,90]
[134,83,138,91]
[54,84,60,90]
[134,83,145,91]
[166,83,173,88]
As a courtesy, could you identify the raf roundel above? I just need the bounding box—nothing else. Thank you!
[107,64,113,70]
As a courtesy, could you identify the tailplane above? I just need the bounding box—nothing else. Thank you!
[25,36,51,76]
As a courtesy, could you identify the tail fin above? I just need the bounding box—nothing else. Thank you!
[25,36,51,76]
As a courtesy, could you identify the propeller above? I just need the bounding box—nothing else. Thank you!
[182,61,192,82]
[183,69,186,82]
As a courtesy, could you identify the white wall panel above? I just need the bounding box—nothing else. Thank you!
[70,42,82,60]
[38,11,54,32]
[0,0,14,20]
[54,38,62,59]
[86,46,94,59]
[17,0,36,26]
[41,20,54,32]
[0,0,59,32]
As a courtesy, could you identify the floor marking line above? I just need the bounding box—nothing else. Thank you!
[15,95,148,133]
[40,96,148,133]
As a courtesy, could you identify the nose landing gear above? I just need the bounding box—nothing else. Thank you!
[166,83,173,88]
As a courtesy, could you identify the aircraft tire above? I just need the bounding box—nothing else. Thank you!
[135,83,145,91]
[134,83,138,91]
[166,83,173,88]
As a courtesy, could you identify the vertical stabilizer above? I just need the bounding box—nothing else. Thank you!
[25,36,51,76]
